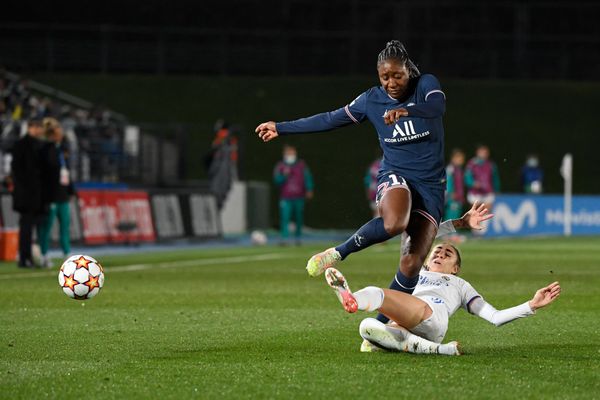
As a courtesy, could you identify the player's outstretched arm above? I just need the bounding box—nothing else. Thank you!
[453,201,494,230]
[436,201,494,238]
[469,281,561,327]
[255,121,279,142]
[529,281,561,311]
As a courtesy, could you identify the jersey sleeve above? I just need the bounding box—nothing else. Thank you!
[276,90,369,135]
[405,74,446,119]
[468,297,535,327]
[460,280,483,311]
[418,74,445,101]
[435,219,456,238]
[344,91,369,123]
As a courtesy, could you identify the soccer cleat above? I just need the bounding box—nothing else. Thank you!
[439,341,462,356]
[359,317,461,356]
[360,339,386,353]
[325,268,358,313]
[359,318,408,351]
[306,247,341,277]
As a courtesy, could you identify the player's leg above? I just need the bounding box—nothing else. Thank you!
[37,204,57,267]
[279,198,292,242]
[376,213,437,322]
[306,181,410,277]
[325,267,430,329]
[18,212,35,267]
[336,183,410,258]
[293,198,304,242]
[479,194,494,234]
[56,201,71,256]
[359,318,461,356]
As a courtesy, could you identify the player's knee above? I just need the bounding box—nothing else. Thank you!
[383,216,408,236]
[401,254,426,276]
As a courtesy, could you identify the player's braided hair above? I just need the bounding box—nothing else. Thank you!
[377,40,421,78]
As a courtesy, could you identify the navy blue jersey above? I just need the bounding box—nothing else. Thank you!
[276,74,446,187]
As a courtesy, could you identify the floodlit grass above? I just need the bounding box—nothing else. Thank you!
[1,237,599,399]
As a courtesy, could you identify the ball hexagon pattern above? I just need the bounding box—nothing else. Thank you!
[58,255,104,300]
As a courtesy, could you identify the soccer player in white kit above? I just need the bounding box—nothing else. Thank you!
[325,242,561,356]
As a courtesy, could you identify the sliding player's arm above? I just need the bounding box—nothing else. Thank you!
[436,201,493,238]
[466,282,561,327]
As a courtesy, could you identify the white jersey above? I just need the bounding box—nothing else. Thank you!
[412,270,481,317]
[407,219,534,342]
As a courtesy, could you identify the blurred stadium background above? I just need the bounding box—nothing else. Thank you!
[0,0,599,244]
[1,2,600,399]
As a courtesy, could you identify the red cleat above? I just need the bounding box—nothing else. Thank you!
[325,268,358,313]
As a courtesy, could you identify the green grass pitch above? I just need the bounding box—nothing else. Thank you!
[1,237,599,399]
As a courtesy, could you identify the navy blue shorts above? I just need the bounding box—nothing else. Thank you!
[375,171,444,227]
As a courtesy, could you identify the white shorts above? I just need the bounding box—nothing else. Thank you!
[467,193,495,206]
[409,296,449,343]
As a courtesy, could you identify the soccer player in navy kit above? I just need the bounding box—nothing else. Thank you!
[256,41,447,307]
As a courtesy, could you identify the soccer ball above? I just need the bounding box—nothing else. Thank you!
[58,255,104,300]
[250,230,268,245]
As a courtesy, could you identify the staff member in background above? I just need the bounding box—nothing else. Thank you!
[273,145,314,245]
[465,144,500,233]
[11,118,45,268]
[38,118,74,268]
[521,154,543,194]
[444,149,466,221]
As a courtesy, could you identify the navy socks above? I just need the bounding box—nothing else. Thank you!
[335,217,392,260]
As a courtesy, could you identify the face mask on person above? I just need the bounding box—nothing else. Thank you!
[527,157,539,168]
[284,155,297,164]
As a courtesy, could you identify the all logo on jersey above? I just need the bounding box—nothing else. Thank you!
[392,121,417,138]
[385,120,430,143]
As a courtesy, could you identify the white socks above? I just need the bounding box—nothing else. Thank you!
[353,286,385,312]
[359,318,460,356]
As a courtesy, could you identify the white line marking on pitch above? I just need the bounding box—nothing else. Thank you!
[0,253,291,280]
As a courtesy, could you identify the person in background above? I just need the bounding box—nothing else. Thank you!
[465,145,500,233]
[273,145,314,245]
[10,118,45,268]
[521,154,543,194]
[364,153,382,218]
[444,149,466,221]
[38,118,74,268]
[207,119,238,209]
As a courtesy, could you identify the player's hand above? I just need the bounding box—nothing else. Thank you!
[458,201,494,230]
[383,108,409,125]
[529,281,561,310]
[306,191,314,200]
[255,121,279,142]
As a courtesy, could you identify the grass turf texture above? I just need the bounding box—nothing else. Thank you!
[1,237,599,399]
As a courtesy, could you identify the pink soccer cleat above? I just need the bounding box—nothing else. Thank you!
[325,267,358,313]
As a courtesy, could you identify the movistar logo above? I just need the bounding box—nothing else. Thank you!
[393,121,417,138]
[493,201,537,233]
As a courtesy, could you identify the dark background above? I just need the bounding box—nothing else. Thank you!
[2,0,598,79]
[1,0,598,228]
